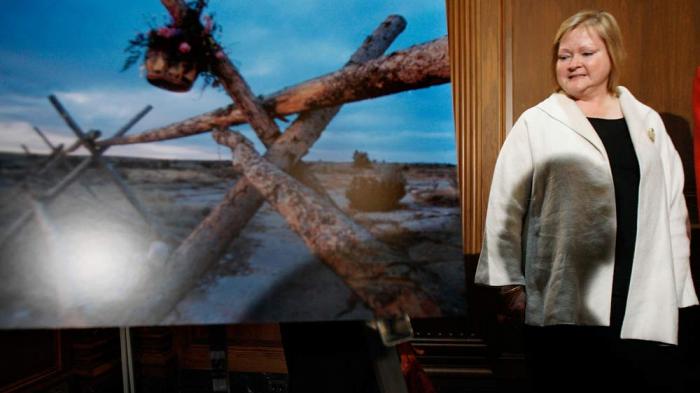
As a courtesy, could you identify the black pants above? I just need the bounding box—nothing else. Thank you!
[523,325,683,392]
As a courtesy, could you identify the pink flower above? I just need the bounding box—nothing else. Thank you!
[215,50,225,60]
[179,42,191,53]
[157,27,178,38]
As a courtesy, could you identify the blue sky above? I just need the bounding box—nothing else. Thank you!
[0,0,455,163]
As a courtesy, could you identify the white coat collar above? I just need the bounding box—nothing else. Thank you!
[617,86,656,177]
[534,86,652,160]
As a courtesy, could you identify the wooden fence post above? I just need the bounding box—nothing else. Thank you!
[214,129,441,318]
[100,37,449,147]
[123,15,408,323]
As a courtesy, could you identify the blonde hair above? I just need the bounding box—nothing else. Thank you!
[552,10,625,95]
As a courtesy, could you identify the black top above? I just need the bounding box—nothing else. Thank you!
[588,117,640,333]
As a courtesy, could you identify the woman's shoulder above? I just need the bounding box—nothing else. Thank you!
[514,92,566,125]
[617,86,660,121]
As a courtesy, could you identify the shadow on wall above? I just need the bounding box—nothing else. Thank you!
[664,114,700,389]
[660,112,697,223]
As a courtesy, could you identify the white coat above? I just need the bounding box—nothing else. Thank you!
[475,86,698,345]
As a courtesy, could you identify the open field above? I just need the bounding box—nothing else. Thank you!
[0,153,464,328]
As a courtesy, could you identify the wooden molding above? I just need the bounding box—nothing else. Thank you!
[0,331,63,393]
[447,0,508,254]
[175,325,288,374]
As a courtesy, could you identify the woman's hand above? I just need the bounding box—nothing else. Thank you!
[498,285,526,323]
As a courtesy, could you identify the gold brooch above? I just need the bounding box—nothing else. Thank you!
[647,127,655,142]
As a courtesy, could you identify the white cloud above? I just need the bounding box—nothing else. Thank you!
[234,37,353,88]
[106,142,220,161]
[0,121,89,155]
[61,92,91,105]
[295,41,352,65]
[240,57,280,78]
[50,88,232,131]
[0,62,452,162]
[0,120,220,161]
[0,94,46,107]
[332,109,407,129]
[0,85,278,161]
[0,87,237,136]
[228,23,272,42]
[0,94,51,119]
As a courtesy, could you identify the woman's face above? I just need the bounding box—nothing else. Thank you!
[555,26,612,100]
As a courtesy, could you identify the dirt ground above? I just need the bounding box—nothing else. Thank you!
[0,154,465,328]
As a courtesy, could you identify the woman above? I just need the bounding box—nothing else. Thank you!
[475,10,698,391]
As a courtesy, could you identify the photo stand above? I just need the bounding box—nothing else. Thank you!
[370,315,414,393]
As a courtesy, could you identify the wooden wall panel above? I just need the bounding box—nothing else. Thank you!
[173,324,287,374]
[447,0,506,254]
[0,330,63,392]
[511,0,700,125]
[637,1,700,121]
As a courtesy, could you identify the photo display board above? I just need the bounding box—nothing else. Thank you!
[0,0,464,328]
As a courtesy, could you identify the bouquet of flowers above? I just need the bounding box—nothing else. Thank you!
[122,0,225,92]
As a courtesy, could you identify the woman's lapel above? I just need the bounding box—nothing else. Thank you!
[617,86,655,180]
[536,92,608,161]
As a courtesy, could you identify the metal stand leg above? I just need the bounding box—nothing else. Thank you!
[366,321,410,393]
[120,327,136,393]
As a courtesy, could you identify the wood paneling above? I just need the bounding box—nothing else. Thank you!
[174,324,287,374]
[447,0,507,254]
[448,0,700,253]
[0,328,124,393]
[0,330,63,392]
[511,0,700,124]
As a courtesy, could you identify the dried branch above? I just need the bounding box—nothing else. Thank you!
[100,36,448,147]
[160,0,281,147]
[161,0,188,25]
[214,130,441,318]
[123,15,407,323]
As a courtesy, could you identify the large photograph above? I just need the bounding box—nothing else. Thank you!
[0,0,463,327]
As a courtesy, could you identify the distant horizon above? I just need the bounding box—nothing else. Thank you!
[0,149,458,166]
